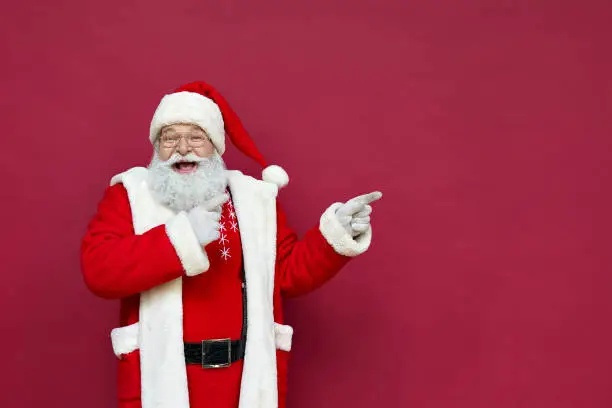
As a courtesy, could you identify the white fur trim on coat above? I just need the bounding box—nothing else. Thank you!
[227,170,281,408]
[110,321,293,356]
[110,167,284,408]
[149,91,226,154]
[319,203,372,257]
[165,212,210,276]
[273,323,294,352]
[111,322,140,357]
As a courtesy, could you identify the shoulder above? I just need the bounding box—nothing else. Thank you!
[226,169,279,199]
[98,183,130,211]
[95,166,147,211]
[110,166,149,187]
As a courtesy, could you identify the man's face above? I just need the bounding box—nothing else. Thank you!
[157,123,216,173]
[148,123,228,212]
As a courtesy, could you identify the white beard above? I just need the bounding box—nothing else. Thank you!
[147,152,228,212]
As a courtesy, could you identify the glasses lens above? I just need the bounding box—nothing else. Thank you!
[160,133,208,148]
[189,135,207,147]
[161,136,178,147]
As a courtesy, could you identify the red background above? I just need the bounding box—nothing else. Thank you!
[1,1,611,407]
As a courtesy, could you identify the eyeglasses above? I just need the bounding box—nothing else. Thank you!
[159,132,212,148]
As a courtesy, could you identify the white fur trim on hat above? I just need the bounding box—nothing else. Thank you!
[150,91,226,154]
[262,165,289,188]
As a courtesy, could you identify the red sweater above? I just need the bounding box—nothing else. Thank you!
[81,183,351,408]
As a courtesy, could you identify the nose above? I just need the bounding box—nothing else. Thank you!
[176,137,192,155]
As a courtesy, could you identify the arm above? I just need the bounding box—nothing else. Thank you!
[276,201,372,298]
[80,184,209,299]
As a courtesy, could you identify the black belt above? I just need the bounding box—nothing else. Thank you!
[185,261,248,369]
[184,339,245,368]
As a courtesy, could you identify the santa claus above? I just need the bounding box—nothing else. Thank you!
[80,81,382,408]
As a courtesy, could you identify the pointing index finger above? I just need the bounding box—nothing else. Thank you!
[358,191,383,205]
[340,191,383,216]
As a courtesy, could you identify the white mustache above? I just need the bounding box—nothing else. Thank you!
[164,153,207,166]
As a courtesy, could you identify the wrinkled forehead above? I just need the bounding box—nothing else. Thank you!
[161,123,205,134]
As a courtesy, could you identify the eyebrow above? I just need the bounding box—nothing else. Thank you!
[163,125,204,132]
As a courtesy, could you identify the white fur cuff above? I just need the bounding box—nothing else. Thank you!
[111,322,140,357]
[165,212,210,276]
[319,203,372,257]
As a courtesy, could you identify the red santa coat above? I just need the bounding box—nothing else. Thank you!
[81,167,373,408]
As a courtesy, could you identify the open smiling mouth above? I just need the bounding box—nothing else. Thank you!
[173,161,198,174]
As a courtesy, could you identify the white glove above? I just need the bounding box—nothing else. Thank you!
[186,193,230,246]
[335,191,383,238]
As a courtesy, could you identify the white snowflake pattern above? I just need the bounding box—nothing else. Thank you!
[220,247,231,261]
[229,209,236,219]
[219,233,229,245]
[230,220,238,232]
[219,222,226,232]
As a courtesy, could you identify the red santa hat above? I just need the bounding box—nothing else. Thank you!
[149,81,289,188]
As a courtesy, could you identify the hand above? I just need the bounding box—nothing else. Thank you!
[187,194,230,245]
[335,191,383,238]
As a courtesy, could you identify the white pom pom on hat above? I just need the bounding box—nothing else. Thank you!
[149,81,289,188]
[262,164,289,188]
